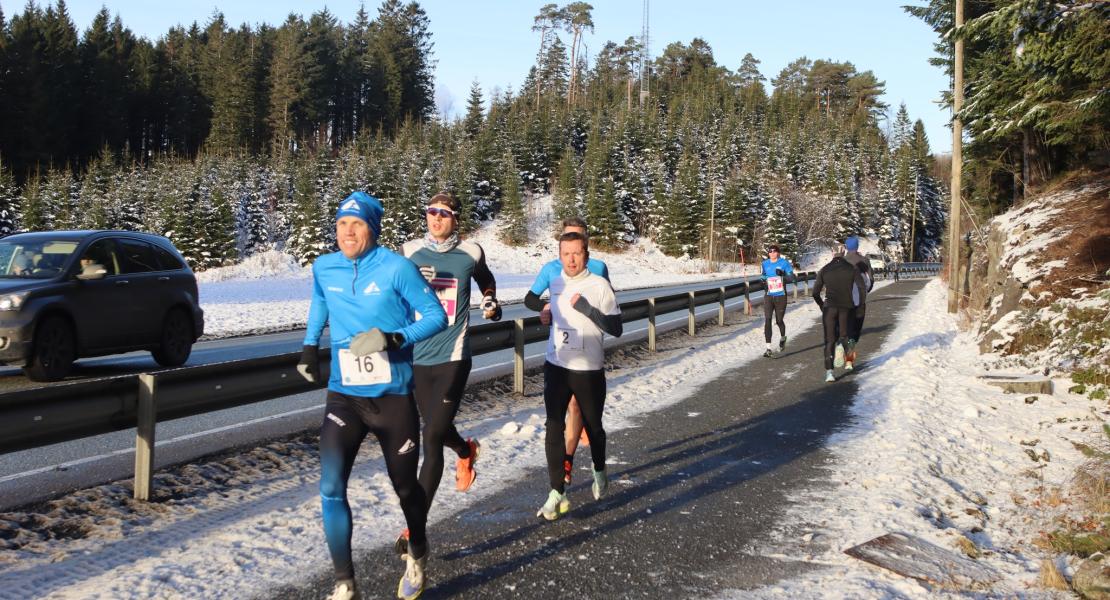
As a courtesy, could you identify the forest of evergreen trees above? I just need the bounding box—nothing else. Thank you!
[905,1,1108,210]
[0,0,951,270]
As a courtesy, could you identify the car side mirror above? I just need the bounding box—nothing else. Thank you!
[76,264,108,281]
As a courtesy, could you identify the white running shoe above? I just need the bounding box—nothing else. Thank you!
[328,579,360,600]
[397,553,426,600]
[825,369,835,383]
[537,489,570,521]
[833,343,846,368]
[592,468,609,500]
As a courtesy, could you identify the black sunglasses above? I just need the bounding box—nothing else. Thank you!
[426,207,456,218]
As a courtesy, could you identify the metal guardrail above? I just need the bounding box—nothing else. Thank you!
[0,265,942,499]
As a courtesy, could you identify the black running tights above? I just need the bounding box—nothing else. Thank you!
[543,362,606,493]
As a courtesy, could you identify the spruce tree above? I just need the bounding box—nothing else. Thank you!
[0,162,21,236]
[497,151,527,246]
[762,189,797,260]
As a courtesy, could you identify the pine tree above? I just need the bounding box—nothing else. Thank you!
[497,151,527,246]
[286,156,327,265]
[551,146,580,231]
[463,80,484,139]
[0,162,21,236]
[762,188,797,259]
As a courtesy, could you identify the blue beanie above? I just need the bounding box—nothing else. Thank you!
[336,191,383,238]
[845,236,860,251]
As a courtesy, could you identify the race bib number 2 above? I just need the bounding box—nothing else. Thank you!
[555,327,583,351]
[767,276,784,294]
[337,349,392,386]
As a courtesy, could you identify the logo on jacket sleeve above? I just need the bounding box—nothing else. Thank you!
[363,281,381,295]
[398,439,416,455]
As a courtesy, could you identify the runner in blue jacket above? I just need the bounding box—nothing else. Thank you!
[297,191,447,600]
[760,244,795,357]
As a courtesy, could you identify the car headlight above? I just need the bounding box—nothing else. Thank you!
[0,292,29,311]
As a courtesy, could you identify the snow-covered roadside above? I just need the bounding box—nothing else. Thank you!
[0,288,825,599]
[195,194,746,339]
[735,279,1103,598]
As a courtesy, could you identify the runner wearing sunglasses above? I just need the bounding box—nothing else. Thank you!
[398,192,500,554]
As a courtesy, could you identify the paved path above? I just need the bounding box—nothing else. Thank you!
[275,280,927,599]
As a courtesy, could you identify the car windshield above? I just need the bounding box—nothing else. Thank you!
[0,239,79,279]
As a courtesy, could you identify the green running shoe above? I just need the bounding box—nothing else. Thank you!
[537,489,570,521]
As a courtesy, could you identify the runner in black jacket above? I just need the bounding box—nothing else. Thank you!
[840,237,874,370]
[812,254,867,382]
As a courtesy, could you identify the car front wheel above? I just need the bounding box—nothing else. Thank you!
[24,316,76,382]
[152,308,194,367]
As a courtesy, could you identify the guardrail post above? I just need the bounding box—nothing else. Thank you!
[648,297,657,352]
[792,277,799,302]
[134,373,156,501]
[513,319,525,395]
[743,281,751,316]
[718,286,726,326]
[687,291,696,336]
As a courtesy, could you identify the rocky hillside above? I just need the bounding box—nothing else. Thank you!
[970,171,1110,397]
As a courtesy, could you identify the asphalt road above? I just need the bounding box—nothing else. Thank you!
[274,280,927,599]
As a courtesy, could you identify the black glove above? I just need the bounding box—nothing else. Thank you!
[775,267,785,276]
[814,297,825,310]
[297,345,321,383]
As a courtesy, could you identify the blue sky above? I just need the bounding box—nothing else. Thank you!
[54,1,951,153]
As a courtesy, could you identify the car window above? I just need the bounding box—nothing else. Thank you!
[118,239,161,274]
[151,244,185,271]
[0,240,79,278]
[79,239,121,276]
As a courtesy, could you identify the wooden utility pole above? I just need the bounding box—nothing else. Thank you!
[708,181,716,269]
[910,172,918,262]
[947,0,964,313]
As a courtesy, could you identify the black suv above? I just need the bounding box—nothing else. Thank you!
[0,231,204,381]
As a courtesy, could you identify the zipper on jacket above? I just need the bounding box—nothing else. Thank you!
[352,259,358,295]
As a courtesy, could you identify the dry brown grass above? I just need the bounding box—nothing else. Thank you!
[1075,456,1110,515]
[1037,558,1071,591]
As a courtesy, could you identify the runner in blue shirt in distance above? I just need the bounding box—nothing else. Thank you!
[760,244,795,357]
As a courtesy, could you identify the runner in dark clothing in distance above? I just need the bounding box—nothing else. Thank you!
[840,236,874,370]
[812,252,867,383]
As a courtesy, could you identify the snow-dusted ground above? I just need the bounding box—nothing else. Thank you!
[735,279,1101,599]
[2,278,1098,599]
[195,194,747,339]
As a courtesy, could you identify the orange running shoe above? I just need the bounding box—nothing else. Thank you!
[563,459,573,484]
[455,438,481,492]
[393,528,410,555]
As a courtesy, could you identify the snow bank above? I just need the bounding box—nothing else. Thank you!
[735,279,1102,599]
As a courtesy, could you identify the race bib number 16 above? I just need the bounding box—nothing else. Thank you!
[338,349,392,386]
[767,276,784,294]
